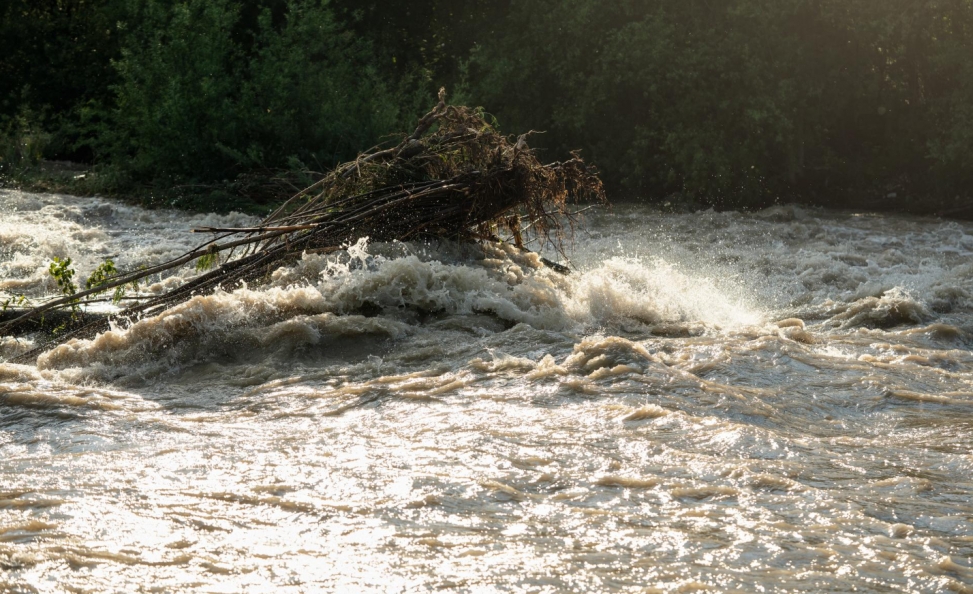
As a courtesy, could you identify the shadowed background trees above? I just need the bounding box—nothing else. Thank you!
[2,0,972,213]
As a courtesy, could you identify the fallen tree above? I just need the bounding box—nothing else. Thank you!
[1,90,605,362]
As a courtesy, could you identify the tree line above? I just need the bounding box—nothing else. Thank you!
[2,0,972,213]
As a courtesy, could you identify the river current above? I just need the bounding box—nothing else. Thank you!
[1,189,972,593]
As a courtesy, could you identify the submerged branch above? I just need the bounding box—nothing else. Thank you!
[3,90,605,362]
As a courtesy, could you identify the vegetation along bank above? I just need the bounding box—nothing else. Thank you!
[2,0,972,214]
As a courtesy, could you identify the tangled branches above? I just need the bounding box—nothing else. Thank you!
[2,90,605,361]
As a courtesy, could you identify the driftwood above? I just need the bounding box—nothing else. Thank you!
[1,90,605,362]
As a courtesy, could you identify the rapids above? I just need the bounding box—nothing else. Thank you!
[1,189,972,592]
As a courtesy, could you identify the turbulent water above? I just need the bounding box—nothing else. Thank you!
[2,189,973,593]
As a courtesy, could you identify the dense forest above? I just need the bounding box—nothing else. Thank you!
[2,0,972,213]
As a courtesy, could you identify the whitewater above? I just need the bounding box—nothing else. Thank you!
[1,188,972,592]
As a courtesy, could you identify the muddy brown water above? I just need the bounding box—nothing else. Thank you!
[2,189,972,592]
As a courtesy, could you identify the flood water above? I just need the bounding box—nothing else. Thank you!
[2,189,972,593]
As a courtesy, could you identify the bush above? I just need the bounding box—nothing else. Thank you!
[0,108,51,175]
[93,0,425,185]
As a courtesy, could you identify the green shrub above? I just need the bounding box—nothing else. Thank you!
[0,108,51,175]
[94,0,424,185]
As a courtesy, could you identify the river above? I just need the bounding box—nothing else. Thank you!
[1,189,972,592]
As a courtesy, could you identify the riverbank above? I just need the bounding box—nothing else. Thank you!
[0,161,284,215]
[6,160,973,224]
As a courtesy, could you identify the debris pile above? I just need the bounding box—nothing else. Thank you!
[1,90,605,361]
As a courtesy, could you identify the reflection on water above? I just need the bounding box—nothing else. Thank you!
[2,190,973,592]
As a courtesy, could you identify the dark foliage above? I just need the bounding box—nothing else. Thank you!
[3,0,973,213]
[93,0,426,186]
[463,0,973,211]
